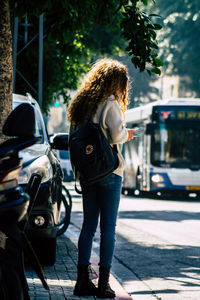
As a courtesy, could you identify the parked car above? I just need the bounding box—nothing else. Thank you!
[13,93,68,265]
[57,149,74,182]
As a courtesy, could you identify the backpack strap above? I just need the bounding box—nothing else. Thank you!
[98,103,118,154]
[75,180,83,194]
[113,144,118,153]
[74,169,83,194]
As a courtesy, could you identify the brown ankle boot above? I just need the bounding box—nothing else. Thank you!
[73,264,97,296]
[97,266,116,298]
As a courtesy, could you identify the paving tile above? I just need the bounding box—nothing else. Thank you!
[26,234,130,300]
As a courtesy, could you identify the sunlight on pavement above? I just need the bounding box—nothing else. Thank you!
[27,277,76,287]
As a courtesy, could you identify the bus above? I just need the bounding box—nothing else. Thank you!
[123,98,200,197]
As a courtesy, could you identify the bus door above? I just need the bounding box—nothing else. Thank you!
[141,128,150,191]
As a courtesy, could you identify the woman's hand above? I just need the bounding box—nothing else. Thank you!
[127,129,135,141]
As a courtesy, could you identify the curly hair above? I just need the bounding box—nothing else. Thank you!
[67,58,129,126]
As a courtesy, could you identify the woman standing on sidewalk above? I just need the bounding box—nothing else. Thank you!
[67,58,134,298]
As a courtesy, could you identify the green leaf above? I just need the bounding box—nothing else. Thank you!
[149,29,157,40]
[125,45,131,52]
[153,23,162,30]
[147,69,152,76]
[151,52,158,58]
[149,41,159,49]
[147,24,155,29]
[149,14,161,18]
[151,67,161,75]
[142,0,148,6]
[131,56,140,67]
[141,12,150,20]
[155,58,164,67]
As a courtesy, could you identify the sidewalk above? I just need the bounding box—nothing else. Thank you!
[26,234,132,300]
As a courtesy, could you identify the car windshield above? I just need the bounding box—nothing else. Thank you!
[151,121,200,169]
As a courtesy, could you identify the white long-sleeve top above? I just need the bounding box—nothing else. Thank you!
[92,95,128,177]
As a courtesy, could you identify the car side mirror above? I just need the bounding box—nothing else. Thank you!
[51,133,69,150]
[146,123,155,135]
[3,103,35,137]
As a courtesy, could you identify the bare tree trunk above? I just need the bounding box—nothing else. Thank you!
[0,0,13,143]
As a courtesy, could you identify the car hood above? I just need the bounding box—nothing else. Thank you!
[19,143,49,168]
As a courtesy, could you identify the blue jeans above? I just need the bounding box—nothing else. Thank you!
[78,173,122,268]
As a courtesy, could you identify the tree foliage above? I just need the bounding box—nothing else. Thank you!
[153,0,200,96]
[121,0,163,74]
[113,55,159,107]
[8,0,163,112]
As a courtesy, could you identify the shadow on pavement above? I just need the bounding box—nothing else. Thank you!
[118,210,200,222]
[114,231,200,296]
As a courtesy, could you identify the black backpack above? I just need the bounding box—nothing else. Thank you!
[69,119,119,193]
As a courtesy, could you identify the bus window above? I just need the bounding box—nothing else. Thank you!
[151,122,200,169]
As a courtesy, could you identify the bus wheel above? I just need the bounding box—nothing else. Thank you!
[122,188,135,196]
[121,187,125,195]
[134,173,141,196]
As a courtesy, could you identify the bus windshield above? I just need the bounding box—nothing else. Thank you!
[151,121,200,169]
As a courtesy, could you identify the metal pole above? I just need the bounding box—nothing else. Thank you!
[24,16,28,44]
[13,17,18,93]
[38,14,43,108]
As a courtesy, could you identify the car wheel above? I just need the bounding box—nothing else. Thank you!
[0,266,24,300]
[57,185,72,236]
[30,237,57,266]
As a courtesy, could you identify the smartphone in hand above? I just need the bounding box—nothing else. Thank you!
[132,127,143,137]
[127,128,143,141]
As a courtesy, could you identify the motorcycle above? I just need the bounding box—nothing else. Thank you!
[0,103,48,300]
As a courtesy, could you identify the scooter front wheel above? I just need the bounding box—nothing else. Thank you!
[0,266,24,300]
[57,185,72,236]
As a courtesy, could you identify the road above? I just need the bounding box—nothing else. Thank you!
[66,183,200,300]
